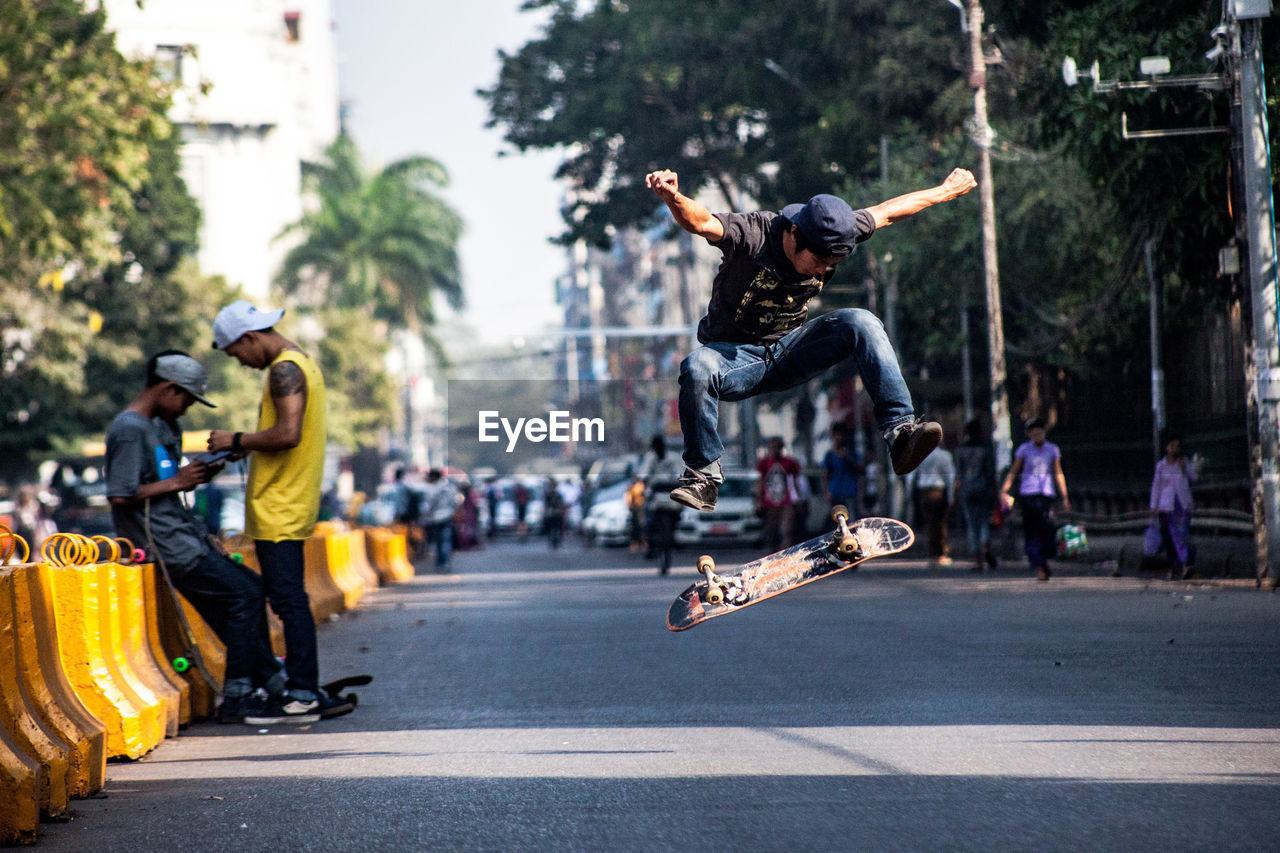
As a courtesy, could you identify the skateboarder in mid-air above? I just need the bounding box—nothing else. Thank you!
[644,166,978,512]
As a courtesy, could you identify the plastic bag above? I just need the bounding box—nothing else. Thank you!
[1056,523,1088,558]
[1143,521,1162,557]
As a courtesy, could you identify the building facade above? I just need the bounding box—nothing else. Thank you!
[102,0,340,299]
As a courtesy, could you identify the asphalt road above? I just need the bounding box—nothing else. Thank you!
[39,537,1280,852]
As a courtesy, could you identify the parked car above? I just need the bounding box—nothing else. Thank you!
[675,470,764,546]
[581,479,633,547]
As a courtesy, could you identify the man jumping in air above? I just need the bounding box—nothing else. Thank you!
[644,166,977,512]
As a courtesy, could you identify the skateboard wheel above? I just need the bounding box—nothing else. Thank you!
[706,587,725,605]
[172,657,190,673]
[836,536,859,558]
[831,505,849,523]
[697,555,715,575]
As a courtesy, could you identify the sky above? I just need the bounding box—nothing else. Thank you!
[329,0,566,348]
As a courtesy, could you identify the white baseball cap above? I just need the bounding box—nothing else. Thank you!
[212,300,285,350]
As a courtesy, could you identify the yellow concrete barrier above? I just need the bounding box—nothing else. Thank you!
[44,534,163,759]
[0,528,41,843]
[0,568,69,818]
[92,560,168,745]
[131,561,192,726]
[346,529,380,589]
[144,563,218,720]
[366,527,414,584]
[12,562,106,797]
[91,537,185,729]
[302,534,347,622]
[177,596,226,688]
[0,723,40,845]
[110,561,181,738]
[314,522,365,609]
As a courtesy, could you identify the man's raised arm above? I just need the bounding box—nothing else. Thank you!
[644,169,725,243]
[866,167,977,229]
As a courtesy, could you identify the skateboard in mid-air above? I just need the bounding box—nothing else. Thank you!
[666,509,914,631]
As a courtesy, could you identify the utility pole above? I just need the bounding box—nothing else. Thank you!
[881,136,903,518]
[965,0,1013,471]
[1231,3,1280,585]
[1144,238,1166,461]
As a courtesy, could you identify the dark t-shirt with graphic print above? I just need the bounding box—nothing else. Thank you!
[697,208,876,344]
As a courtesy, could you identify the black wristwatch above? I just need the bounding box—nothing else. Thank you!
[232,432,244,453]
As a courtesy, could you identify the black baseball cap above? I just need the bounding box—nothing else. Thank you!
[782,194,858,257]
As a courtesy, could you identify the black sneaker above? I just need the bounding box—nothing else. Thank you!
[217,692,257,724]
[889,421,943,476]
[243,693,321,725]
[670,468,718,511]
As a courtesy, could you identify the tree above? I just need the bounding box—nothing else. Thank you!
[0,0,211,481]
[274,134,465,358]
[483,0,965,247]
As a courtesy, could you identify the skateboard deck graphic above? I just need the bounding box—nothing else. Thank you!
[666,514,914,631]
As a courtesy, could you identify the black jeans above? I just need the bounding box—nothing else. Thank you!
[174,549,280,690]
[254,539,319,696]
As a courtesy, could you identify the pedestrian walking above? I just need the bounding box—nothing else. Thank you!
[1150,432,1199,580]
[910,443,955,567]
[420,469,459,569]
[955,419,998,571]
[821,426,864,513]
[756,437,802,553]
[1000,417,1070,581]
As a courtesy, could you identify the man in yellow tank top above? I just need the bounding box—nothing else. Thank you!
[208,301,350,723]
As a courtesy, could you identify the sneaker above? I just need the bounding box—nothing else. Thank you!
[217,693,254,724]
[243,693,321,725]
[1035,565,1052,581]
[888,420,943,476]
[670,468,718,511]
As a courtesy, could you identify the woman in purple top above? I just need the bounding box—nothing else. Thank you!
[999,417,1071,580]
[1150,433,1198,579]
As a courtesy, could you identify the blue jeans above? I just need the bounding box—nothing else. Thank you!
[174,549,282,695]
[426,521,452,568]
[960,493,993,553]
[678,309,915,472]
[254,539,319,697]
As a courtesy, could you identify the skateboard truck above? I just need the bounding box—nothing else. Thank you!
[830,505,862,560]
[697,554,731,605]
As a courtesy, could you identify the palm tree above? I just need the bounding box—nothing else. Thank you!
[275,134,464,355]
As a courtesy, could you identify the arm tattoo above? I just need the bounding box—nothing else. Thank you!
[268,361,307,398]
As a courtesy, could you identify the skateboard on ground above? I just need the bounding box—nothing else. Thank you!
[666,510,914,631]
[322,674,372,708]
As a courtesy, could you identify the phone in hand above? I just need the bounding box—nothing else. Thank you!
[197,449,233,465]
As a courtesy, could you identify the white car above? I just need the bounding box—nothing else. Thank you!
[674,470,764,546]
[582,480,633,547]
